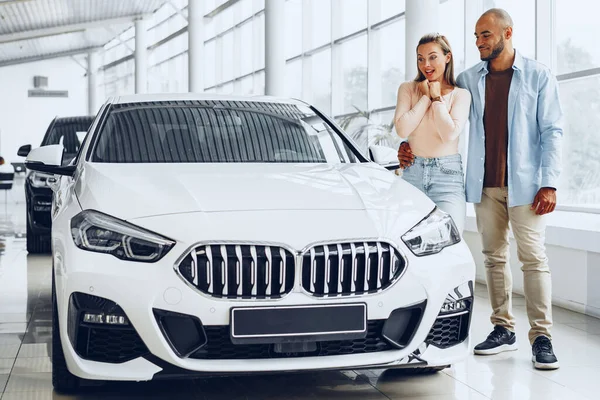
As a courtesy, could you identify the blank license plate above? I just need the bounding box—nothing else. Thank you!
[230,304,367,344]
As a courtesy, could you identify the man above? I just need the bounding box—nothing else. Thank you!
[397,8,563,370]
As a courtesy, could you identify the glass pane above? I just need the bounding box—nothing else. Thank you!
[286,0,303,59]
[372,19,405,109]
[254,14,266,70]
[556,0,600,75]
[240,22,253,75]
[240,0,254,20]
[240,75,254,95]
[311,48,332,114]
[222,32,234,83]
[439,0,465,74]
[337,0,367,39]
[286,59,303,99]
[205,40,216,88]
[557,76,600,207]
[378,0,405,22]
[310,0,331,50]
[339,35,367,114]
[479,0,535,60]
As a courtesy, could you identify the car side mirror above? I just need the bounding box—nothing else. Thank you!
[369,145,400,171]
[18,144,32,157]
[25,144,75,177]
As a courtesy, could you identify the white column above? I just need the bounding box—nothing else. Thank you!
[188,0,204,92]
[405,0,439,81]
[264,0,285,96]
[87,51,99,115]
[135,18,148,94]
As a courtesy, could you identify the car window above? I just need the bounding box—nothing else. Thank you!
[43,120,93,165]
[92,102,363,164]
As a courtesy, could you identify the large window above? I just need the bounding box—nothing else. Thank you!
[310,48,332,114]
[372,19,405,110]
[482,0,535,59]
[555,0,600,75]
[285,0,303,59]
[337,35,367,115]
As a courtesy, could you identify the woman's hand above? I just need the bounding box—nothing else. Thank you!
[428,81,441,99]
[418,80,430,99]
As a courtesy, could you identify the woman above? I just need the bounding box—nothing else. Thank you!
[394,33,471,233]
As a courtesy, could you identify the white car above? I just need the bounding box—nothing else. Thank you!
[25,94,475,393]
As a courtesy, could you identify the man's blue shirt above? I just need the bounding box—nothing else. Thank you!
[457,50,564,207]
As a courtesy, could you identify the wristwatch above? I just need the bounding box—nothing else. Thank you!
[432,96,442,102]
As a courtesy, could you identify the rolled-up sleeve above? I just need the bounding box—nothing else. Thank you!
[537,70,564,189]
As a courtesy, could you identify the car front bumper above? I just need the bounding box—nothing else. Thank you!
[54,237,475,382]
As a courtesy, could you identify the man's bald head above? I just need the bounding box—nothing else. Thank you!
[480,8,514,29]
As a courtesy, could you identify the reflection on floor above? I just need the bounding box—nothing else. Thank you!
[1,201,599,399]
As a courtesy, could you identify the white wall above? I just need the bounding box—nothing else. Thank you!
[0,57,88,164]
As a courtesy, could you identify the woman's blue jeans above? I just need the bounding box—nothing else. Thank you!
[401,154,466,233]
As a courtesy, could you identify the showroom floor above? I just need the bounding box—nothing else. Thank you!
[1,201,600,399]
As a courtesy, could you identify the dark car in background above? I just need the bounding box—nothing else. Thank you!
[18,116,94,253]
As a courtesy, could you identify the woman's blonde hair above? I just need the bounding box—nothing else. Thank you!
[414,33,456,86]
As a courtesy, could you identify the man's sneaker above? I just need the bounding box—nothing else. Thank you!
[532,336,560,370]
[474,325,518,355]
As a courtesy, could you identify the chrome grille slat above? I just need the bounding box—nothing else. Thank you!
[235,245,243,296]
[220,245,227,296]
[191,249,198,286]
[364,242,370,294]
[250,246,258,296]
[205,246,213,293]
[265,246,272,296]
[301,241,406,297]
[177,244,294,299]
[323,246,330,295]
[337,244,343,294]
[377,242,383,287]
[350,243,357,293]
[310,247,317,293]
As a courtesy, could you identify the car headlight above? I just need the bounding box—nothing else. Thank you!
[29,171,54,188]
[402,207,460,256]
[71,210,175,262]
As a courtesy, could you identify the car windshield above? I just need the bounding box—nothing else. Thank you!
[43,120,92,165]
[92,102,362,164]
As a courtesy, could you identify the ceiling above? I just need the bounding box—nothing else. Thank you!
[0,0,167,67]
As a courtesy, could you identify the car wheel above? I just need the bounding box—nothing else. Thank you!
[52,270,81,393]
[26,221,50,254]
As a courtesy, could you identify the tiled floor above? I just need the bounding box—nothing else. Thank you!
[1,202,600,399]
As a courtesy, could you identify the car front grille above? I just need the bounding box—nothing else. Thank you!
[177,244,296,299]
[189,320,393,360]
[301,241,405,297]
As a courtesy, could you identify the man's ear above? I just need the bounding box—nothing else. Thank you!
[504,26,513,41]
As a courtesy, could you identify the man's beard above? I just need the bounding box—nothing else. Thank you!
[480,39,505,61]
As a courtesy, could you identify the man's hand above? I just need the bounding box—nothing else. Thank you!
[428,81,441,99]
[418,80,430,99]
[397,141,415,169]
[531,188,557,215]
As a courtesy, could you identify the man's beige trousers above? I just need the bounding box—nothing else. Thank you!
[475,187,552,344]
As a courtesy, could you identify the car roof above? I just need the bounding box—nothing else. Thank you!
[108,93,308,107]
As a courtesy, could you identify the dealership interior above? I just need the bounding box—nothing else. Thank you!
[0,0,600,399]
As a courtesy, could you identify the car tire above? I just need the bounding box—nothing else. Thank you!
[27,221,50,254]
[52,270,81,393]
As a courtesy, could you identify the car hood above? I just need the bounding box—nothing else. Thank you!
[76,163,434,221]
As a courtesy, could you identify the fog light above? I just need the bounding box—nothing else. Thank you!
[83,313,129,325]
[440,299,467,314]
